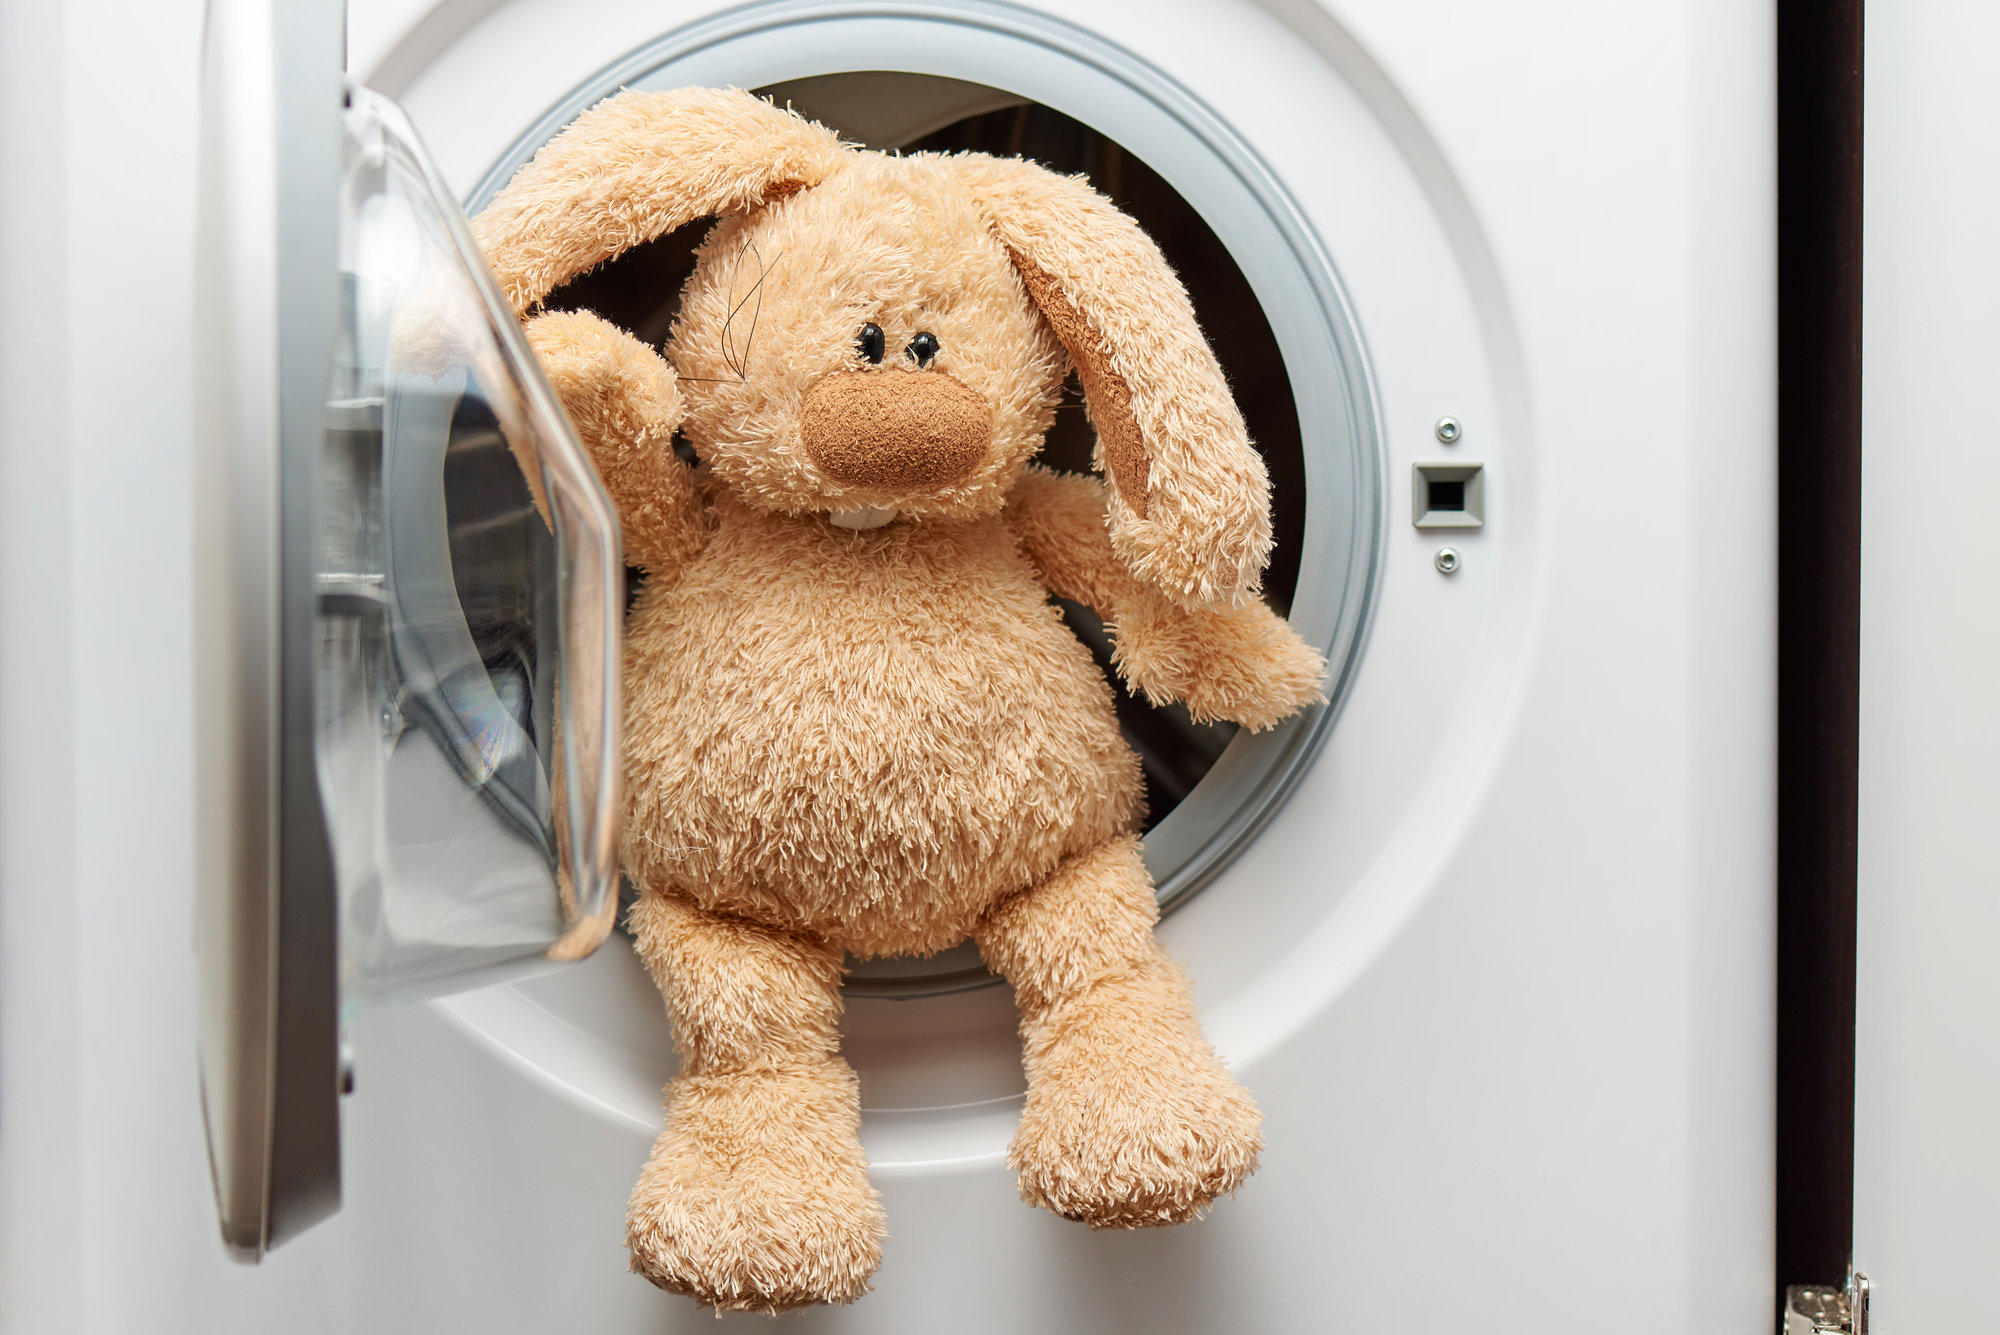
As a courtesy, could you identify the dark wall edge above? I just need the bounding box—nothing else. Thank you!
[1774,0,1864,1296]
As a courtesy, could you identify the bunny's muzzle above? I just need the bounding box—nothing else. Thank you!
[800,369,991,493]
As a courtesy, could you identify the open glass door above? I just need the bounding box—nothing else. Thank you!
[192,0,623,1258]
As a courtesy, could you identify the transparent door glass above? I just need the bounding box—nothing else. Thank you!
[320,86,623,1014]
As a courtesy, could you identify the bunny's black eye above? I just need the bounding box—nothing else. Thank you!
[906,331,940,367]
[857,323,885,364]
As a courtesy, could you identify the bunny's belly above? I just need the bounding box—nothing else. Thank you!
[619,507,1143,957]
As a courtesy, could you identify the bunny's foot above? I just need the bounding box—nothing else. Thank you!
[624,891,883,1311]
[976,836,1263,1228]
[626,1064,884,1312]
[1008,961,1262,1227]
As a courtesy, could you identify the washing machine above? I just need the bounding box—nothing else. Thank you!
[0,0,1786,1331]
[312,1,1778,1328]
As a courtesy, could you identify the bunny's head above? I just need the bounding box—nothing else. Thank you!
[474,87,1273,605]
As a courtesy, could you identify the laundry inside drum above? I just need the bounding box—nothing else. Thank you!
[540,72,1311,997]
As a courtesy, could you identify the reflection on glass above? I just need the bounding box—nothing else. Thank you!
[319,87,621,1014]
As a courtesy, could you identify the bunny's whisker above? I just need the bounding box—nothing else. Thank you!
[740,247,783,374]
[719,238,782,381]
[718,234,754,378]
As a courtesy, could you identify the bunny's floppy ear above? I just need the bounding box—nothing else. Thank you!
[952,153,1273,607]
[472,87,849,317]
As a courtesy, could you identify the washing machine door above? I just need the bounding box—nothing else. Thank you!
[191,0,624,1257]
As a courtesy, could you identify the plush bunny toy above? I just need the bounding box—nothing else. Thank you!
[473,87,1326,1312]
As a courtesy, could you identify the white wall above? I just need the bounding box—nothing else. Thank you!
[0,3,355,1331]
[0,1,84,1322]
[1853,5,2000,1331]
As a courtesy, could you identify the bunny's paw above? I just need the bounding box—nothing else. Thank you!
[1113,594,1326,732]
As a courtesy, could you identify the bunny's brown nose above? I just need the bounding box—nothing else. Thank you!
[800,369,990,492]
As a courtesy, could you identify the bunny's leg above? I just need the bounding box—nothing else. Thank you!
[975,835,1263,1227]
[625,891,883,1312]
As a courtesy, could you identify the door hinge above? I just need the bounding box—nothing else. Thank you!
[1784,1269,1870,1335]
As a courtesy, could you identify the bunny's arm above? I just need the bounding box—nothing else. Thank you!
[1004,467,1326,732]
[524,310,710,581]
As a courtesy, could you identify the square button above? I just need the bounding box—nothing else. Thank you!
[1412,462,1484,529]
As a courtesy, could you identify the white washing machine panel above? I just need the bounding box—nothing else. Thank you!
[325,0,1774,1330]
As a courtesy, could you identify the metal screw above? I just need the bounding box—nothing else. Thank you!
[1434,547,1461,575]
[1434,416,1462,445]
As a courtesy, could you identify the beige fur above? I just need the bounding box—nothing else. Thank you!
[472,87,848,317]
[978,837,1263,1226]
[952,155,1273,606]
[624,894,881,1310]
[476,86,1326,1313]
